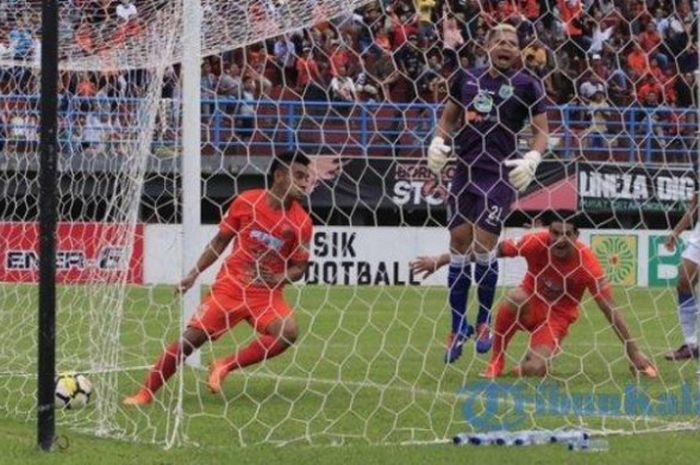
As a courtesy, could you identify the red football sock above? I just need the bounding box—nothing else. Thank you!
[491,302,520,365]
[219,335,288,373]
[144,341,187,394]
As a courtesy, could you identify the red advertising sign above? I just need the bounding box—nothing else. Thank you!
[0,222,143,284]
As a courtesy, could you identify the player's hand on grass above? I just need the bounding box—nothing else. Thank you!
[664,234,678,252]
[504,150,542,192]
[629,350,658,378]
[175,271,198,295]
[427,137,451,175]
[409,256,439,279]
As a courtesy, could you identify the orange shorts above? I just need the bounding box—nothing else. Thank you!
[519,295,577,353]
[188,282,292,339]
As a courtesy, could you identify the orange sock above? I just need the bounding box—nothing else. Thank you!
[490,302,520,367]
[143,341,189,394]
[217,335,288,373]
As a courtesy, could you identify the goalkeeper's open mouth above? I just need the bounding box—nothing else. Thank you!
[493,52,515,69]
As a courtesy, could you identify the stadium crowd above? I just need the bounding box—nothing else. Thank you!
[0,0,698,161]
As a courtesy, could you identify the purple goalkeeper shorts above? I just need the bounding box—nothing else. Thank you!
[447,166,515,234]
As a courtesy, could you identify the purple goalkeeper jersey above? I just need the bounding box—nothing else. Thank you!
[449,67,546,173]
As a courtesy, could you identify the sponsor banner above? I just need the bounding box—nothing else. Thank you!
[309,157,573,212]
[143,226,689,288]
[590,234,638,286]
[0,222,143,284]
[578,163,696,213]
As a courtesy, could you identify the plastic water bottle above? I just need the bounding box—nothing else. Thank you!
[567,438,609,452]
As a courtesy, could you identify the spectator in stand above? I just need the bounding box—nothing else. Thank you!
[523,42,548,77]
[236,77,257,139]
[83,112,110,154]
[273,35,297,87]
[218,63,242,115]
[76,72,97,113]
[330,66,359,120]
[627,42,650,81]
[329,64,358,113]
[244,44,273,95]
[201,61,218,115]
[603,28,627,67]
[557,0,587,59]
[578,71,606,104]
[583,89,614,157]
[296,45,325,97]
[519,0,540,22]
[9,18,33,60]
[329,38,353,77]
[663,9,689,57]
[354,70,380,103]
[590,54,609,81]
[637,73,664,105]
[366,47,399,102]
[484,0,519,25]
[396,32,426,103]
[587,10,615,55]
[387,3,418,49]
[638,22,668,69]
[414,0,437,41]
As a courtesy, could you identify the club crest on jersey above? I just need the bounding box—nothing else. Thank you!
[473,91,493,113]
[250,229,284,251]
[498,84,514,99]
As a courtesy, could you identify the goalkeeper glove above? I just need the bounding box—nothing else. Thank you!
[427,137,451,175]
[504,150,541,192]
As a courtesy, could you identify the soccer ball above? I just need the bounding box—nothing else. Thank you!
[55,373,93,409]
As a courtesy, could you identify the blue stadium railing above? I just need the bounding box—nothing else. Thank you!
[0,94,696,163]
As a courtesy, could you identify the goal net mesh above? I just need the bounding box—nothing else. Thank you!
[0,0,698,447]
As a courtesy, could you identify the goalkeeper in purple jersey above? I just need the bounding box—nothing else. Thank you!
[425,23,550,363]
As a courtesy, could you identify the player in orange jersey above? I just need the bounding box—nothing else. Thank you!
[410,211,657,379]
[124,151,313,405]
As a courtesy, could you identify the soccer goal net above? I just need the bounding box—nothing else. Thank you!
[0,0,698,448]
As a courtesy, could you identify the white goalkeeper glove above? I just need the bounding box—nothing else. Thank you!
[504,150,542,192]
[427,137,451,175]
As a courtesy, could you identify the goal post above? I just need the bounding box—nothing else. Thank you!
[180,0,203,370]
[37,0,59,452]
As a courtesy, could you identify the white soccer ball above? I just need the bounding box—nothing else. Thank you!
[55,373,93,409]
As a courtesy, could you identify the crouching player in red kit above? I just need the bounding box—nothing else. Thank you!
[124,151,313,405]
[410,211,657,379]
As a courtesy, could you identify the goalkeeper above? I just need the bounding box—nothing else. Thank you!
[426,23,549,362]
[410,211,657,379]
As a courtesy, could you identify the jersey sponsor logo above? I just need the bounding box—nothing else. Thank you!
[473,91,494,113]
[249,229,285,251]
[498,84,514,99]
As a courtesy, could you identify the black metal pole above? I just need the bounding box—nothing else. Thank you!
[38,0,59,452]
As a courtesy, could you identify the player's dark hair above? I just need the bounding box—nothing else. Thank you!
[538,210,581,231]
[267,150,311,187]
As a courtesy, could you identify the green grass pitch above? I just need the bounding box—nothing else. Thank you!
[1,284,700,464]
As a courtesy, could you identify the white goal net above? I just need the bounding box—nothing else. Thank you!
[0,0,699,448]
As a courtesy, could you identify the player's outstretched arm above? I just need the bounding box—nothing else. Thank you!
[410,243,515,280]
[666,194,698,251]
[409,254,451,279]
[593,283,658,378]
[175,231,234,295]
